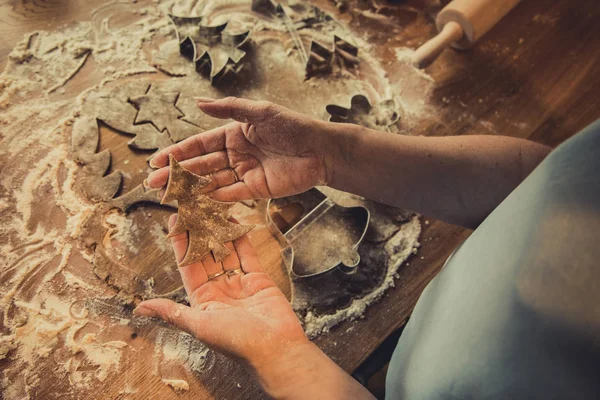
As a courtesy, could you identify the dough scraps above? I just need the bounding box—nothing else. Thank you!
[161,155,254,266]
[71,116,123,202]
[92,81,172,151]
[91,82,200,150]
[162,378,189,391]
[130,85,183,132]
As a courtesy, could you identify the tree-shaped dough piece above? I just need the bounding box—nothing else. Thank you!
[161,155,254,266]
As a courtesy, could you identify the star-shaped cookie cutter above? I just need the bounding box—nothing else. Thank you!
[168,14,251,84]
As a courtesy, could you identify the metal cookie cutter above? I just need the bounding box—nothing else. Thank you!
[168,14,250,84]
[267,188,370,279]
[326,94,402,132]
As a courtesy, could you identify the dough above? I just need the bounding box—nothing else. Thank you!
[130,85,183,132]
[161,155,254,265]
[71,116,123,202]
[93,82,173,151]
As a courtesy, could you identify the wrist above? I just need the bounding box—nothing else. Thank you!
[251,339,328,398]
[249,336,374,400]
[315,121,362,188]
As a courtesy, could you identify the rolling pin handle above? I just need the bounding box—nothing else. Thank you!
[412,21,464,69]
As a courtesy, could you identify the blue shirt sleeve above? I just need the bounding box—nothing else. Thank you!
[386,120,600,400]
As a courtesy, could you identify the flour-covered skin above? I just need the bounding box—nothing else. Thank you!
[135,215,374,399]
[147,97,333,202]
[148,96,550,229]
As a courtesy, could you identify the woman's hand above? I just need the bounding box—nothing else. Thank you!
[134,216,375,399]
[146,97,335,202]
[133,215,308,372]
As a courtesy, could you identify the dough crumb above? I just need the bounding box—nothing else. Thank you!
[162,378,189,391]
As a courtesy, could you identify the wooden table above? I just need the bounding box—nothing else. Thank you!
[1,0,599,398]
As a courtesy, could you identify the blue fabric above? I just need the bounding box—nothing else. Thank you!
[386,120,600,400]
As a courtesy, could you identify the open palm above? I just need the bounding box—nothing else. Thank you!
[135,215,307,370]
[146,97,330,202]
[138,98,377,399]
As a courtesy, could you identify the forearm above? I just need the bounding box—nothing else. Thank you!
[254,341,374,400]
[323,123,551,229]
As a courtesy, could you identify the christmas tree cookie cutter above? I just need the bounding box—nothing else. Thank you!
[168,14,251,84]
[251,0,358,78]
[267,188,370,279]
[306,35,359,78]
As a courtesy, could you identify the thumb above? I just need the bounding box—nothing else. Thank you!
[134,299,200,337]
[195,96,278,124]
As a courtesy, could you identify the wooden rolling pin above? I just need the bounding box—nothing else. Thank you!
[412,0,522,69]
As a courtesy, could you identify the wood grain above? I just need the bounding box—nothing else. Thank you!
[1,0,600,398]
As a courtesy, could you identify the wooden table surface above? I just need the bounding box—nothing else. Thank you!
[1,0,599,399]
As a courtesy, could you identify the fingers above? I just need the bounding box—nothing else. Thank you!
[196,97,279,124]
[134,299,199,337]
[233,234,263,273]
[150,96,282,167]
[169,214,186,263]
[149,124,229,168]
[209,182,256,202]
[221,242,241,272]
[201,252,224,277]
[147,151,231,188]
[169,215,209,294]
[151,168,237,196]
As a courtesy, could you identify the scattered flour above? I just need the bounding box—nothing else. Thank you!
[2,295,128,395]
[150,221,169,252]
[0,1,204,397]
[303,216,421,337]
[0,0,435,397]
[105,211,139,253]
[152,328,214,392]
[155,329,213,374]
